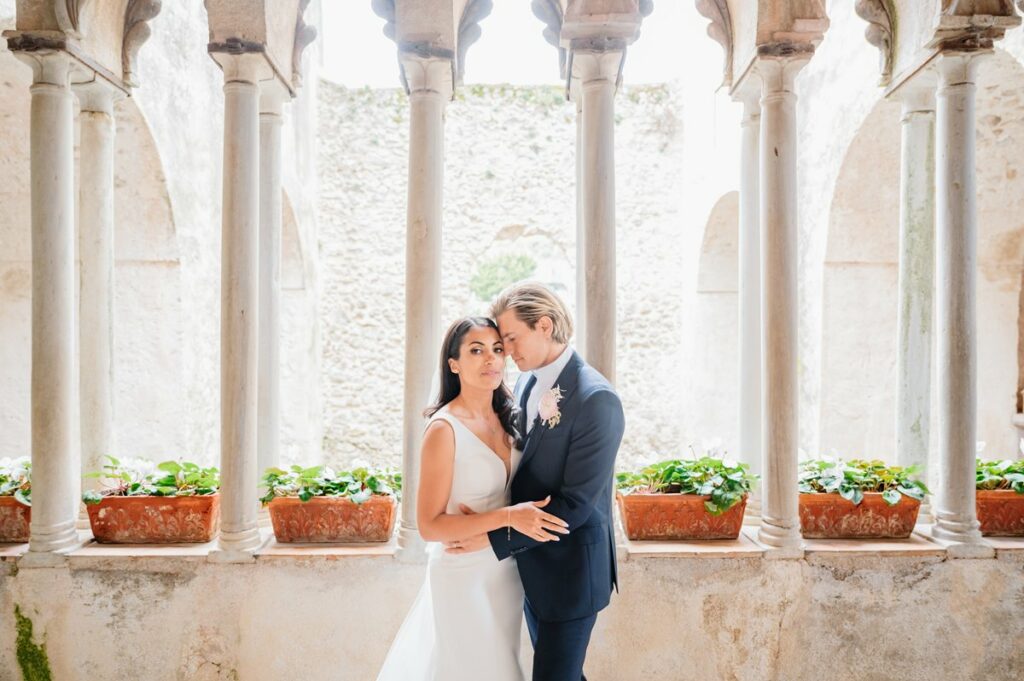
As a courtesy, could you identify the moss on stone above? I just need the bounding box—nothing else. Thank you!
[14,605,52,681]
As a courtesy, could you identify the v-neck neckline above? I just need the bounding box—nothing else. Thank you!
[444,408,513,486]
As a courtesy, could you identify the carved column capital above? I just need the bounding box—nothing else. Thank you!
[123,0,162,87]
[400,54,454,100]
[74,78,123,114]
[292,0,317,89]
[695,0,733,87]
[855,0,894,85]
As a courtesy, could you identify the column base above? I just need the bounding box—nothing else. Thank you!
[756,519,804,558]
[930,513,992,558]
[211,526,265,562]
[28,520,82,555]
[257,506,273,529]
[395,524,426,564]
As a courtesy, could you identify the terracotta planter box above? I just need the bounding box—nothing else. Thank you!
[86,494,220,543]
[268,495,397,543]
[799,492,919,539]
[976,490,1024,536]
[616,492,747,540]
[0,497,30,543]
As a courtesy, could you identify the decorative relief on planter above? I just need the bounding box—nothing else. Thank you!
[86,495,220,543]
[617,493,747,540]
[0,498,30,543]
[799,493,919,539]
[976,490,1024,536]
[268,496,397,543]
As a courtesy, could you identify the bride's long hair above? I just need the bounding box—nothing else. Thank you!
[424,317,518,439]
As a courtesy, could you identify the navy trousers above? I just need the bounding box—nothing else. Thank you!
[525,599,598,681]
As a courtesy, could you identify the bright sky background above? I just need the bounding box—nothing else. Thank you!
[321,1,697,87]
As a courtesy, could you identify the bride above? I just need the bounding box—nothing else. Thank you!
[376,316,569,681]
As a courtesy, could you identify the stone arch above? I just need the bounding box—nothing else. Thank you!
[688,191,740,452]
[282,190,305,290]
[0,36,184,458]
[819,48,1024,460]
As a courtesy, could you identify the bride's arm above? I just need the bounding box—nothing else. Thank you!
[417,420,568,543]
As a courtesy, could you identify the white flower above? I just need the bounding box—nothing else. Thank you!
[975,440,987,455]
[538,386,564,428]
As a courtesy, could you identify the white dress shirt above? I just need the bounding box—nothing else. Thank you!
[524,345,574,434]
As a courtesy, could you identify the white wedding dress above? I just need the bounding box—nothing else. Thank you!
[376,406,526,681]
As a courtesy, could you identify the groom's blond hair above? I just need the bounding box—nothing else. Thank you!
[491,282,574,344]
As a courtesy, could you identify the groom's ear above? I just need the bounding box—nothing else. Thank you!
[537,316,553,338]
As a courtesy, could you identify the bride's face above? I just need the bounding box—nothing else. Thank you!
[495,310,551,372]
[449,326,505,392]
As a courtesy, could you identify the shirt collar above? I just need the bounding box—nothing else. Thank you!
[532,344,573,389]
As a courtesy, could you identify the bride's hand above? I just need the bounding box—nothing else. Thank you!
[507,496,569,543]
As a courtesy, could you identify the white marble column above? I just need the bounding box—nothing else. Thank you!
[214,54,264,559]
[895,84,936,521]
[21,51,82,558]
[257,83,286,487]
[756,58,805,553]
[575,49,621,383]
[574,91,587,352]
[737,92,762,524]
[931,52,989,556]
[76,81,119,506]
[397,56,451,558]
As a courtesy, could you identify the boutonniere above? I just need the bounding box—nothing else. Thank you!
[538,386,564,429]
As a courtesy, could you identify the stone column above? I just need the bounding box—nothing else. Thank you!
[214,54,264,559]
[931,52,989,556]
[575,49,621,383]
[76,81,119,505]
[397,55,451,558]
[21,51,82,558]
[756,58,805,553]
[257,83,286,489]
[574,91,587,352]
[895,84,936,521]
[737,92,762,524]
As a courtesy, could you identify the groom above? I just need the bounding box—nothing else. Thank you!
[448,282,624,681]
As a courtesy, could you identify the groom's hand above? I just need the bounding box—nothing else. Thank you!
[444,533,490,554]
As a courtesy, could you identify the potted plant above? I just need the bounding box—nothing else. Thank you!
[0,457,31,542]
[261,464,401,543]
[798,459,928,539]
[975,458,1024,536]
[82,456,220,543]
[615,456,757,540]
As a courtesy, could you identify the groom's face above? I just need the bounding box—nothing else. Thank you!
[496,310,551,373]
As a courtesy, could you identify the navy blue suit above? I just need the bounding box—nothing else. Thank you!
[488,351,624,680]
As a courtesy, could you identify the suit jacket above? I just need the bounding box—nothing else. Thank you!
[488,350,625,622]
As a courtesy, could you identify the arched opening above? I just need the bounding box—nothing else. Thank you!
[689,190,739,452]
[819,48,1024,460]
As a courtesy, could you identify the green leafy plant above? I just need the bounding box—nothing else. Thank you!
[798,458,928,506]
[468,254,537,301]
[0,457,31,506]
[81,455,219,504]
[616,456,757,516]
[976,459,1024,494]
[260,464,401,506]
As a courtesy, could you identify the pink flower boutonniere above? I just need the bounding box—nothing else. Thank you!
[538,386,564,429]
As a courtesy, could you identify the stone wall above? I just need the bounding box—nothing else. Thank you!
[317,81,707,472]
[0,550,1020,680]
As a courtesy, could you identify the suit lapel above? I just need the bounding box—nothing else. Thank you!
[520,351,583,468]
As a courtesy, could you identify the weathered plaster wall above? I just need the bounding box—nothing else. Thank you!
[317,82,698,472]
[0,551,1020,680]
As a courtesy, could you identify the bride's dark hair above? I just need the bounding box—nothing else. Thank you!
[424,317,518,440]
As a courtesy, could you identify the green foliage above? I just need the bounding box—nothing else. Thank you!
[469,254,537,302]
[616,456,758,516]
[81,455,219,504]
[260,464,401,506]
[15,605,52,681]
[798,459,929,506]
[0,457,31,507]
[976,459,1024,494]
